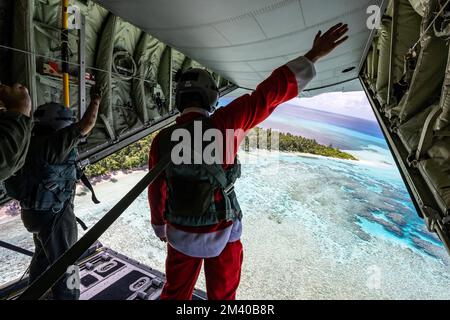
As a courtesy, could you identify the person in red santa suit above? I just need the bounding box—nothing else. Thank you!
[148,23,349,300]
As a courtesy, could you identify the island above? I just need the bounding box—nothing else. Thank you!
[84,127,357,178]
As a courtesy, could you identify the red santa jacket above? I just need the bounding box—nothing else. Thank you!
[148,56,316,258]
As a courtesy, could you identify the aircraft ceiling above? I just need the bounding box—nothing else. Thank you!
[95,0,385,95]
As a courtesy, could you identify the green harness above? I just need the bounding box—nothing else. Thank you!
[5,148,99,214]
[157,117,242,227]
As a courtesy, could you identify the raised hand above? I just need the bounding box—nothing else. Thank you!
[305,23,349,63]
[0,83,32,117]
[90,84,103,103]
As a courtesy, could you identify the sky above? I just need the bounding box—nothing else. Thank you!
[288,91,377,122]
[220,91,376,122]
[219,90,385,151]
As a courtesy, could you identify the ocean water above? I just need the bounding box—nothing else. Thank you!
[261,104,386,151]
[77,149,450,299]
[1,149,450,298]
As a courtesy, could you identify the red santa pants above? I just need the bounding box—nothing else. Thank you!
[160,240,243,300]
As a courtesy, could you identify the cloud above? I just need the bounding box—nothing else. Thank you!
[288,91,377,122]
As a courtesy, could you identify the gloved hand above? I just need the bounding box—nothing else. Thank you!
[152,224,167,242]
[0,83,32,117]
[90,85,103,103]
[305,23,349,63]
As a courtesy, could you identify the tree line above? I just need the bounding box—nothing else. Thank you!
[84,127,357,178]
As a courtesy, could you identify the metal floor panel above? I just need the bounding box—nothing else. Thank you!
[79,247,206,300]
[0,246,206,300]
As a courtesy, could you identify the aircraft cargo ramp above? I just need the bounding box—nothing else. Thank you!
[0,244,206,300]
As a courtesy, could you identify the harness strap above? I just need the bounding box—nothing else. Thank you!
[0,240,34,257]
[79,173,100,204]
[199,159,227,188]
[75,216,88,231]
